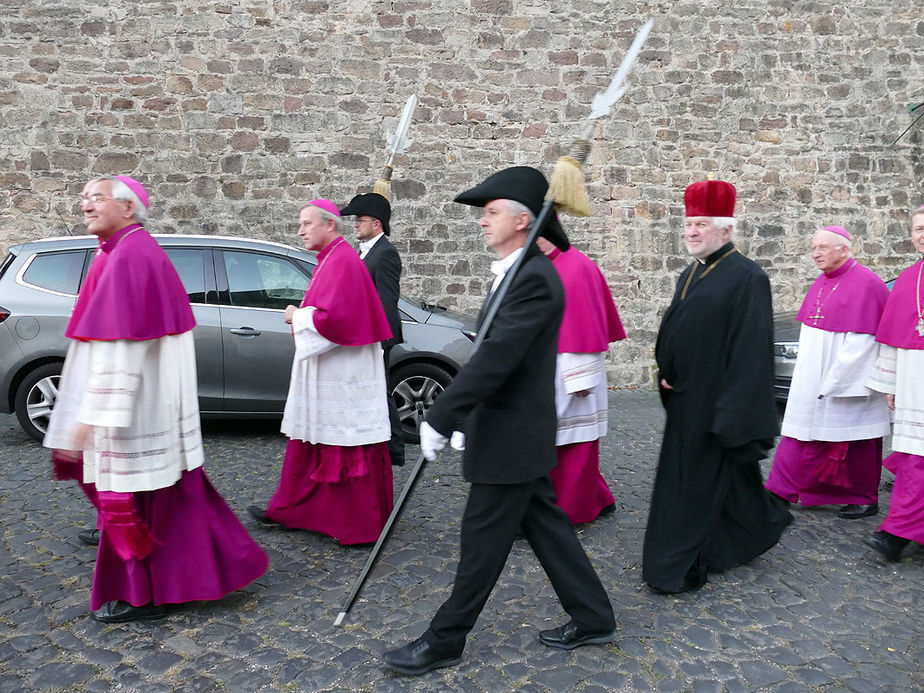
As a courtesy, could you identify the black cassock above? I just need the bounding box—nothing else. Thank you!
[644,242,792,593]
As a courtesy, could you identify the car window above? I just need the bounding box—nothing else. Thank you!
[164,248,207,304]
[21,250,86,295]
[0,251,15,280]
[224,250,308,310]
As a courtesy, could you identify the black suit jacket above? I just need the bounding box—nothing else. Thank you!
[363,235,403,350]
[426,245,564,484]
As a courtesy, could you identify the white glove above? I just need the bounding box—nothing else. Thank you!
[419,421,449,461]
[450,431,466,451]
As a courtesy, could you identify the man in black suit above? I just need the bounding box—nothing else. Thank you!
[341,193,405,466]
[382,167,616,676]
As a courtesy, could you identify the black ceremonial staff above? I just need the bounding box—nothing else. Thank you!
[333,18,654,627]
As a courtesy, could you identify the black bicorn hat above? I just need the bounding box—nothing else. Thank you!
[453,166,570,250]
[340,192,391,236]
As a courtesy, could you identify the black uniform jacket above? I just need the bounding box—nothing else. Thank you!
[426,245,565,484]
[363,235,403,350]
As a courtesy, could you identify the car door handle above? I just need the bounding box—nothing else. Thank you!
[230,327,262,336]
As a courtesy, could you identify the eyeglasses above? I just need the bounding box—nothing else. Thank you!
[79,193,125,205]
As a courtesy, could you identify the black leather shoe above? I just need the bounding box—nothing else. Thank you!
[78,528,100,546]
[382,637,462,675]
[863,531,909,562]
[91,601,166,623]
[538,621,617,650]
[598,503,616,517]
[247,505,281,527]
[837,503,879,519]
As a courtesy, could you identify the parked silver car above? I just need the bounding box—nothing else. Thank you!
[0,235,476,442]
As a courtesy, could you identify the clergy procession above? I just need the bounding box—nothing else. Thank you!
[36,167,924,677]
[9,13,920,686]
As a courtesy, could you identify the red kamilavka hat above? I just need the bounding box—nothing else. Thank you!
[684,180,736,217]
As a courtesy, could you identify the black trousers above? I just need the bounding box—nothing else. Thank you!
[424,476,615,653]
[383,345,404,465]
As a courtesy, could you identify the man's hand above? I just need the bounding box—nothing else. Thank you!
[419,421,449,461]
[573,389,591,398]
[885,394,895,411]
[284,305,298,324]
[660,378,673,390]
[450,431,466,451]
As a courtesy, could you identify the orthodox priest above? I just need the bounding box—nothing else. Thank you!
[766,226,890,518]
[534,235,626,523]
[864,204,924,561]
[643,179,792,594]
[248,199,395,545]
[45,175,268,622]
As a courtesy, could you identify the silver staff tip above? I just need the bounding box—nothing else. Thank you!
[334,612,346,627]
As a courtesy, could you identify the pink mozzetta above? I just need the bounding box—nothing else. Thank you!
[300,236,392,346]
[875,259,924,350]
[66,225,196,341]
[796,258,890,335]
[547,247,626,352]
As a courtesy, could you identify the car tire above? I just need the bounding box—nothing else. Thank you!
[389,362,453,445]
[14,362,63,443]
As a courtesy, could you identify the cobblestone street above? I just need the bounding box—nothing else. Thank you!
[0,389,921,692]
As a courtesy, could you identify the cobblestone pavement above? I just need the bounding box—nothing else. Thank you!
[0,390,921,692]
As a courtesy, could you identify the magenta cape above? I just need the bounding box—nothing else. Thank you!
[301,236,391,346]
[66,225,195,341]
[875,259,924,350]
[796,259,889,335]
[548,247,626,352]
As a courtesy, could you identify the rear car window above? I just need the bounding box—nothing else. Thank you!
[224,250,308,310]
[0,251,15,279]
[21,250,86,295]
[164,248,207,304]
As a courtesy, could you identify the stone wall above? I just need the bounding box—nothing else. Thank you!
[1,1,921,387]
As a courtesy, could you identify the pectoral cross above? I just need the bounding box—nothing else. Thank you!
[917,317,924,337]
[809,310,824,324]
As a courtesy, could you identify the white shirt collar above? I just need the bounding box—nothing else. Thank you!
[359,232,385,258]
[489,247,524,292]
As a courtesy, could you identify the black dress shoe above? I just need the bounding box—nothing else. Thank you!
[91,601,166,623]
[837,503,879,519]
[863,530,909,562]
[382,637,462,676]
[247,505,281,527]
[598,503,616,517]
[538,621,617,650]
[78,528,100,546]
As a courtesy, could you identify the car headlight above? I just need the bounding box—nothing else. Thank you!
[774,342,799,359]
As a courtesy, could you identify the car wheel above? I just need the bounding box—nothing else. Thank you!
[389,362,453,445]
[14,362,63,443]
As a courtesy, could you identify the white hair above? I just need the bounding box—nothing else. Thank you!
[311,205,345,235]
[502,199,536,228]
[711,216,736,235]
[817,228,852,250]
[97,176,149,223]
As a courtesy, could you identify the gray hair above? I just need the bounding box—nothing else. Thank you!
[502,199,536,228]
[817,228,853,250]
[711,216,737,235]
[94,176,149,223]
[311,205,345,235]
